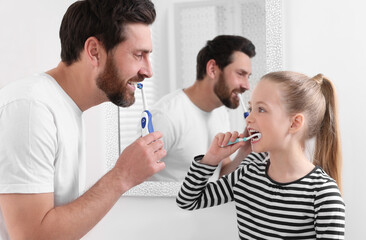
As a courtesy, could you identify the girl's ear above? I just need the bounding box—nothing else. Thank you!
[289,113,304,133]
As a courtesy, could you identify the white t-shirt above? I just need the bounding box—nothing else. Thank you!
[149,89,230,181]
[0,73,85,239]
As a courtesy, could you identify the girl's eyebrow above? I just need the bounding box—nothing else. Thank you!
[248,101,269,106]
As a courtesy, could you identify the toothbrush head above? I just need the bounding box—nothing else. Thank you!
[137,83,143,89]
[244,133,261,141]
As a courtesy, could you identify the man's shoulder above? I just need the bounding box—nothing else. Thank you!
[0,73,56,105]
[151,89,187,111]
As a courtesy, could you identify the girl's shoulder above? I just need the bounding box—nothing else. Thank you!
[239,152,269,169]
[308,166,340,189]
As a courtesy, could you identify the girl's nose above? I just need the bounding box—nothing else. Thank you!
[245,111,254,124]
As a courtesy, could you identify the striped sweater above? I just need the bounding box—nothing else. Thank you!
[176,152,345,239]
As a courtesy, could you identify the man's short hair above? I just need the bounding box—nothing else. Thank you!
[196,35,256,80]
[60,0,156,65]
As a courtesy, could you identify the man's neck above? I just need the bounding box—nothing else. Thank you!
[183,79,222,112]
[46,61,106,112]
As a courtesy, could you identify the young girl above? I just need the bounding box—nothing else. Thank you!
[176,71,345,239]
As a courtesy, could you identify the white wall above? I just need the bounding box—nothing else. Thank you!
[1,0,365,239]
[283,1,366,238]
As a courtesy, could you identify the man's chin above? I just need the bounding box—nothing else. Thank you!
[110,96,135,107]
[222,99,239,109]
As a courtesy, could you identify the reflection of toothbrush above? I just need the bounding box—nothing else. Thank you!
[137,83,154,136]
[238,94,249,119]
[223,133,261,147]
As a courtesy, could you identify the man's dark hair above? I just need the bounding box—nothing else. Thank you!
[196,35,256,80]
[60,0,156,65]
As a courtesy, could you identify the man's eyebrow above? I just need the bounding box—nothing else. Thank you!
[238,69,251,76]
[135,49,152,54]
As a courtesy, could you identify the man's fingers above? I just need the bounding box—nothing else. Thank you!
[148,139,164,152]
[141,131,163,145]
[154,161,166,172]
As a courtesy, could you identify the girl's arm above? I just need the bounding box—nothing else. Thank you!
[314,180,345,239]
[176,155,245,210]
[176,132,246,210]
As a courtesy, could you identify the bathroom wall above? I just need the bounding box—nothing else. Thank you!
[0,0,365,239]
[283,1,366,238]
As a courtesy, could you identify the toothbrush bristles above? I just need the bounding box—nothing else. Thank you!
[246,133,261,140]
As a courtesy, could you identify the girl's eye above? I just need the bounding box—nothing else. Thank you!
[248,107,252,113]
[258,107,265,113]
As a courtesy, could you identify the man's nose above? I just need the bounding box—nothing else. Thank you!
[240,76,250,91]
[140,59,153,78]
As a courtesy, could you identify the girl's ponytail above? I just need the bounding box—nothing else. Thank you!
[312,74,342,193]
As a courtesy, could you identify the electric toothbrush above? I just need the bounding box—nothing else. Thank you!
[137,83,154,136]
[238,93,249,119]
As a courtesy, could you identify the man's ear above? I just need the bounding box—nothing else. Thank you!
[206,59,218,79]
[289,113,304,133]
[84,37,104,67]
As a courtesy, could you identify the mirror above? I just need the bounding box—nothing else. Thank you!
[104,0,282,196]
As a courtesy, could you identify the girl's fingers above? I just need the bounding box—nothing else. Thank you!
[222,132,233,146]
[230,131,239,143]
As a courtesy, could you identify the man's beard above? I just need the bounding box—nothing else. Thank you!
[214,72,240,109]
[96,55,143,107]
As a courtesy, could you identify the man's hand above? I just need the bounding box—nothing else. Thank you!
[113,131,166,192]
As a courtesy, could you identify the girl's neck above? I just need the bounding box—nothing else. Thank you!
[267,147,315,184]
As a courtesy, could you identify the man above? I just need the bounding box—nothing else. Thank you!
[0,0,165,239]
[149,35,255,181]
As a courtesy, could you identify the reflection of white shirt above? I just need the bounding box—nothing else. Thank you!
[149,89,230,182]
[0,73,85,240]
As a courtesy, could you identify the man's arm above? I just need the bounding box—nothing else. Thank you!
[0,132,166,240]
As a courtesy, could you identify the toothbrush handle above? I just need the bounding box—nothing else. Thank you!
[226,137,248,146]
[227,139,239,145]
[244,112,249,119]
[141,110,154,136]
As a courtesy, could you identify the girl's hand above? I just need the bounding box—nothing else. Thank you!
[236,128,252,160]
[200,131,245,166]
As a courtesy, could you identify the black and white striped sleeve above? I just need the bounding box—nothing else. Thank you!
[314,180,345,239]
[176,155,243,211]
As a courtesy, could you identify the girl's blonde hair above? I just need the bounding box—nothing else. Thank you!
[261,71,342,192]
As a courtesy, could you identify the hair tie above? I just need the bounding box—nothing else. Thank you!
[312,73,324,85]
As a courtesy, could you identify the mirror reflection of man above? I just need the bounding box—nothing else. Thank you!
[149,35,255,181]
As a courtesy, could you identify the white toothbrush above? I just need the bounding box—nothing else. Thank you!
[223,133,262,147]
[238,93,249,119]
[137,83,154,136]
